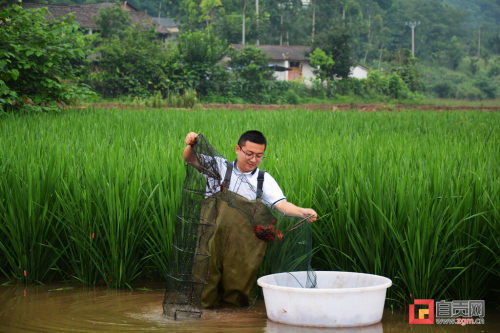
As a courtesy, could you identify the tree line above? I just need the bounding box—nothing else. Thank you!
[2,1,499,112]
[27,0,500,67]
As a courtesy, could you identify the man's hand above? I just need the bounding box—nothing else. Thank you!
[185,132,198,146]
[183,132,200,168]
[301,208,317,223]
[274,201,318,223]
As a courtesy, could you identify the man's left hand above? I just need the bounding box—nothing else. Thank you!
[302,208,317,223]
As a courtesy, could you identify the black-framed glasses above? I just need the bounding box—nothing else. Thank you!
[239,145,265,160]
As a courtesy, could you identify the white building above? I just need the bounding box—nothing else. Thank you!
[349,65,369,79]
[231,45,316,86]
[231,44,369,85]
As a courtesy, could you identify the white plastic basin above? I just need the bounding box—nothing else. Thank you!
[257,271,392,328]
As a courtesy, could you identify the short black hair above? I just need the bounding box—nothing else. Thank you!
[238,130,267,149]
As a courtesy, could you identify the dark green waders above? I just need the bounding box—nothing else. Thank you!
[192,163,275,308]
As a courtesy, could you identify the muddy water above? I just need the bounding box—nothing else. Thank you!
[0,284,498,332]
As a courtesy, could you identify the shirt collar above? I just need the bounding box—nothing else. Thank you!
[234,159,258,175]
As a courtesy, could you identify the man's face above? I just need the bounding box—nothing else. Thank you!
[235,141,266,173]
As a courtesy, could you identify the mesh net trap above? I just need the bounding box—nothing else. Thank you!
[163,134,316,319]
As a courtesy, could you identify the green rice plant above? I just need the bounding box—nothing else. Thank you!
[0,136,66,283]
[141,139,184,279]
[52,110,182,287]
[300,110,499,307]
[56,163,157,288]
[0,108,498,308]
[55,175,105,285]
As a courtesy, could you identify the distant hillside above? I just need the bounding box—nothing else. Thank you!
[446,0,499,28]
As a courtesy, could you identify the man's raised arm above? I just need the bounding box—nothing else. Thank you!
[183,132,201,169]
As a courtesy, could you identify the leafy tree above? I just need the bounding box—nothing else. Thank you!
[374,0,392,10]
[227,45,274,102]
[469,57,479,75]
[386,49,423,92]
[486,33,500,55]
[89,26,172,97]
[474,74,497,99]
[214,12,245,43]
[312,25,354,78]
[176,0,204,31]
[88,5,177,97]
[432,81,455,98]
[95,1,131,39]
[309,48,335,82]
[266,0,303,45]
[0,3,90,111]
[177,29,227,94]
[200,0,222,28]
[177,29,226,68]
[363,68,411,99]
[228,45,273,81]
[437,35,464,70]
[387,72,410,98]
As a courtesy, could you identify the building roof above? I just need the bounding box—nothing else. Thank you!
[231,44,310,61]
[153,17,179,34]
[23,2,172,35]
[153,17,178,28]
[353,64,369,71]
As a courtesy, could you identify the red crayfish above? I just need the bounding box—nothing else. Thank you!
[253,223,283,242]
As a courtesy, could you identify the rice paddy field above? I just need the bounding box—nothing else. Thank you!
[0,107,498,309]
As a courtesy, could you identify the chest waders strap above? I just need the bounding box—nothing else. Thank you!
[221,161,233,191]
[256,170,265,199]
[222,161,265,200]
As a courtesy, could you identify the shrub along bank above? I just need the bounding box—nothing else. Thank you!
[0,4,93,112]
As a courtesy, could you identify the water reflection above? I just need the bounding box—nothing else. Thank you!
[265,320,383,333]
[0,284,168,332]
[0,284,498,332]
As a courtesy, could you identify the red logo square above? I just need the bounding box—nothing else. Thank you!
[409,299,435,324]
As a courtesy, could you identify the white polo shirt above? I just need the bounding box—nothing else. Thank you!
[201,156,286,207]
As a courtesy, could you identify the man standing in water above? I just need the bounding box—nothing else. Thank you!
[183,130,317,307]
